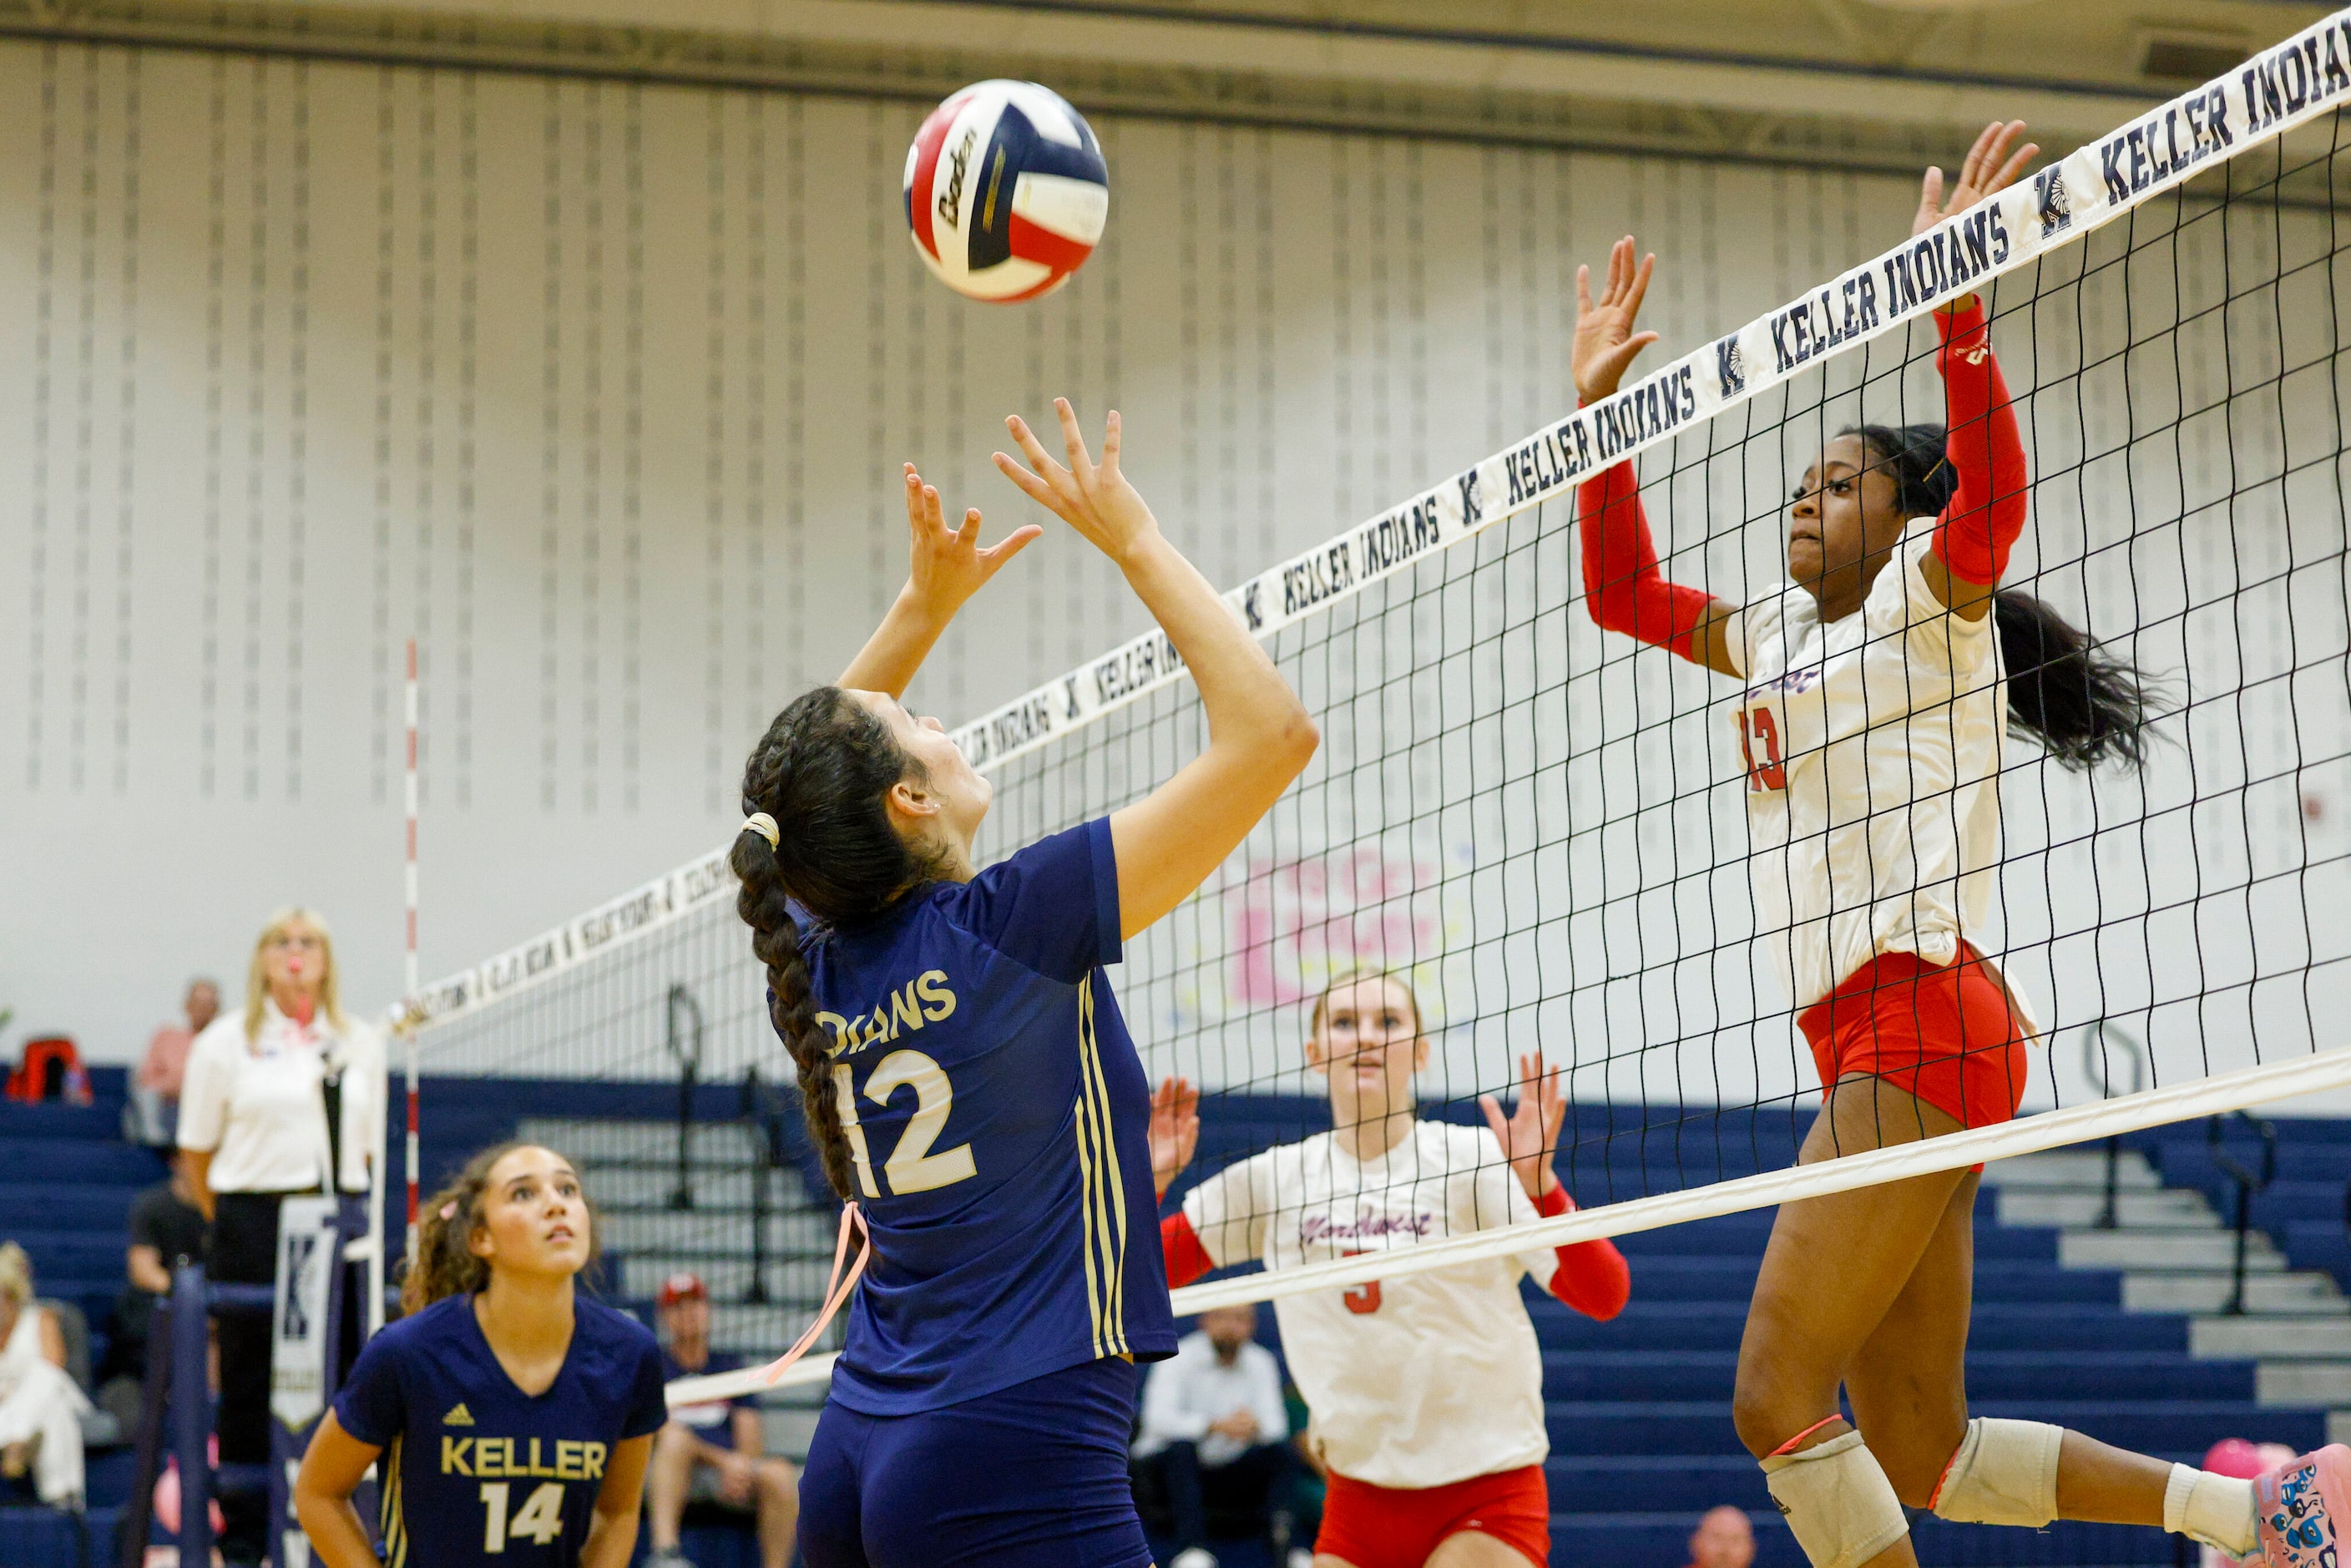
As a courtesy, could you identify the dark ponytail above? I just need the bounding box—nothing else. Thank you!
[1847,423,2164,772]
[733,686,940,1201]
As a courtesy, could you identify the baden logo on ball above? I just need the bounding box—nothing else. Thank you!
[904,80,1109,302]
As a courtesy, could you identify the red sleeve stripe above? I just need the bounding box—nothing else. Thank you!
[1162,1211,1212,1291]
[1533,1184,1631,1322]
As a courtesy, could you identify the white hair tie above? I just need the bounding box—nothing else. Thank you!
[741,812,781,850]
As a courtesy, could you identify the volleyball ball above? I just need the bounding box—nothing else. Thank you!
[904,81,1108,302]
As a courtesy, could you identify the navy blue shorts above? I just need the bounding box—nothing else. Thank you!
[797,1356,1153,1568]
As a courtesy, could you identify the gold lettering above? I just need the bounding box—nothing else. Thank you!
[890,983,925,1035]
[528,1437,554,1476]
[477,1437,510,1478]
[583,1442,608,1480]
[441,1436,473,1476]
[816,1011,849,1041]
[556,1440,584,1480]
[917,969,957,1021]
[872,1004,896,1042]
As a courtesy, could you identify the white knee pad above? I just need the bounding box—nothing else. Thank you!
[1762,1430,1911,1568]
[1930,1418,2063,1528]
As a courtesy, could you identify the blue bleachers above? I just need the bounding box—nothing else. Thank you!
[13,1067,2348,1568]
[1199,1100,2343,1567]
[0,1067,144,1567]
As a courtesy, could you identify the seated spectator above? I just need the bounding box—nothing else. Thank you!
[1132,1303,1292,1568]
[0,1242,91,1509]
[644,1272,799,1568]
[1688,1504,1756,1568]
[130,979,219,1146]
[97,1151,210,1429]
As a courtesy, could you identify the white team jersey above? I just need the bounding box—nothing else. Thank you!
[1181,1120,1557,1489]
[1728,527,2031,1017]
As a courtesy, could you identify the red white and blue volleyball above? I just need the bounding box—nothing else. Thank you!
[904,81,1109,303]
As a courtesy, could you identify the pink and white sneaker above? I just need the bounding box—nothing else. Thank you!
[2253,1444,2351,1568]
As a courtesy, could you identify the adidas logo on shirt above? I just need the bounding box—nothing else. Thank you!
[442,1403,475,1427]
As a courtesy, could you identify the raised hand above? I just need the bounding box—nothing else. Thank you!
[901,462,1042,620]
[1914,119,2039,239]
[1149,1075,1201,1199]
[993,399,1161,566]
[1479,1051,1565,1200]
[1573,235,1661,406]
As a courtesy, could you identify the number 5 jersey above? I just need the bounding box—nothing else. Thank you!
[331,1293,668,1567]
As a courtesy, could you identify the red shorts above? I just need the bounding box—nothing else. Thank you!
[1316,1464,1549,1568]
[1798,944,2031,1132]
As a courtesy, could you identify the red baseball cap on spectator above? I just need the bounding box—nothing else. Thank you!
[657,1272,707,1308]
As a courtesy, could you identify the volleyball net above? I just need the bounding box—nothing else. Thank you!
[408,13,2351,1401]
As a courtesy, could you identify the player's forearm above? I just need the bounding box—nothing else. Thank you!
[837,582,957,697]
[1119,533,1311,758]
[581,1507,643,1568]
[291,1490,379,1568]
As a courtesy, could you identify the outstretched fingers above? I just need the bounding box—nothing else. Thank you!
[1987,135,2040,197]
[1621,249,1656,319]
[1915,164,1946,229]
[1052,397,1097,483]
[978,520,1043,566]
[1099,408,1122,483]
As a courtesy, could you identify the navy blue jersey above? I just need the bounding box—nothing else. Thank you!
[333,1294,668,1568]
[799,817,1176,1414]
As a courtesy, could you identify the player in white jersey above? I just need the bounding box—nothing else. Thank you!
[1570,119,2348,1568]
[1150,970,1630,1568]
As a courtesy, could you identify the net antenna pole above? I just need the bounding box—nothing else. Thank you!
[402,638,421,1299]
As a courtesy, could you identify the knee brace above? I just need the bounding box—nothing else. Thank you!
[1930,1418,2063,1528]
[1762,1430,1911,1568]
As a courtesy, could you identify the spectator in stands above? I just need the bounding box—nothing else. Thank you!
[644,1272,800,1568]
[97,1151,210,1429]
[1132,1303,1292,1568]
[179,909,382,1566]
[131,978,220,1146]
[0,1242,91,1509]
[1688,1504,1757,1568]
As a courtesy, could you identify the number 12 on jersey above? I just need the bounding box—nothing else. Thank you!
[832,1050,978,1199]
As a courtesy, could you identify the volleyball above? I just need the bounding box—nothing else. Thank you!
[903,80,1108,302]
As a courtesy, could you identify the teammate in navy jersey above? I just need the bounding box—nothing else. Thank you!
[732,400,1317,1567]
[293,1144,666,1568]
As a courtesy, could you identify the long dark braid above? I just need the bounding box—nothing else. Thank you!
[733,686,942,1200]
[1848,422,2165,772]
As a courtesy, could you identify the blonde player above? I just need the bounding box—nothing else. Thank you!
[1570,119,2345,1568]
[1151,969,1630,1568]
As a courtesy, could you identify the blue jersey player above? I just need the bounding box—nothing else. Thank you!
[294,1143,667,1568]
[731,401,1317,1567]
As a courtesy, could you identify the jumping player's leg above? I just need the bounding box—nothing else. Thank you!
[1741,1075,2283,1568]
[1840,1166,1977,1505]
[1734,1075,1971,1568]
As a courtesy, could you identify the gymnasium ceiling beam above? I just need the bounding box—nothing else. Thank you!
[0,0,2336,180]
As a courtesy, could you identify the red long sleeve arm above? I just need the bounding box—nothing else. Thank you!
[1930,298,2029,586]
[1576,458,1717,663]
[1532,1184,1631,1322]
[1161,1211,1213,1290]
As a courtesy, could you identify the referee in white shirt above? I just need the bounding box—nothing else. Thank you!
[178,907,382,1566]
[1133,1303,1292,1568]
